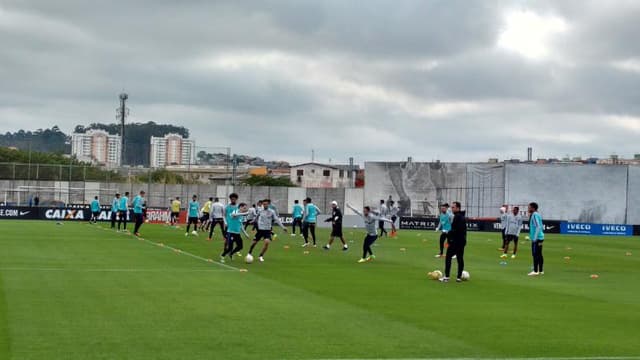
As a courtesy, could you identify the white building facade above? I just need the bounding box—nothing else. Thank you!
[150,133,195,168]
[290,163,358,188]
[71,129,121,167]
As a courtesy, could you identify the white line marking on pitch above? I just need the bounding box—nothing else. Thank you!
[90,224,240,272]
[0,268,230,273]
[312,357,640,360]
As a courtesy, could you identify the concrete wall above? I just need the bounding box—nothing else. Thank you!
[505,164,628,224]
[364,161,503,218]
[625,166,640,224]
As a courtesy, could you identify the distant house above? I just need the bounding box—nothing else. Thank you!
[290,163,360,188]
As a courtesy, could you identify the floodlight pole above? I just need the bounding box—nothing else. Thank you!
[117,93,129,166]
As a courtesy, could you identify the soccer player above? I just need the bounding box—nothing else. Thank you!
[388,200,400,237]
[291,200,304,236]
[110,193,120,229]
[244,204,258,230]
[208,197,226,240]
[378,199,389,237]
[301,197,320,247]
[169,197,181,226]
[200,197,213,231]
[132,191,146,236]
[248,199,287,262]
[90,196,100,224]
[185,195,200,236]
[501,206,522,259]
[346,203,393,263]
[434,203,453,258]
[323,201,348,251]
[222,193,238,235]
[117,191,129,232]
[220,194,249,261]
[499,205,509,251]
[440,201,467,283]
[528,202,545,276]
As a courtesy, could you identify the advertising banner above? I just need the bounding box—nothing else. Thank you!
[399,216,562,234]
[0,207,39,220]
[560,222,633,236]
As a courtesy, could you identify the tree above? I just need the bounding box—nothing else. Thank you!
[242,175,295,187]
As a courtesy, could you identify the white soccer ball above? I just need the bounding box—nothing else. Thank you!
[245,254,254,264]
[461,270,470,281]
[191,230,198,236]
[499,207,506,214]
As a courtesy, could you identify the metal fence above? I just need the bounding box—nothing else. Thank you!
[0,163,124,182]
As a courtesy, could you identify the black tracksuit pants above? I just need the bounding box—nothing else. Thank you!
[445,240,466,279]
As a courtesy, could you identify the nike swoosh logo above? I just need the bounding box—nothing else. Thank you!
[19,211,30,216]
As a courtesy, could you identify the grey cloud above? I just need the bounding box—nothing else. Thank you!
[1,1,640,163]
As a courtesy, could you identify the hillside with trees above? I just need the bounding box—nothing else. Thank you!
[0,126,69,154]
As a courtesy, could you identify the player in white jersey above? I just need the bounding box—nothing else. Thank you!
[388,200,400,237]
[378,200,389,237]
[208,198,226,240]
[501,206,522,259]
[247,199,287,262]
[347,203,393,263]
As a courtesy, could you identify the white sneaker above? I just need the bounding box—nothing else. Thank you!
[185,233,189,237]
[511,254,517,259]
[452,255,457,259]
[301,243,309,248]
[259,256,264,262]
[291,234,296,237]
[435,254,443,258]
[342,245,348,251]
[527,271,539,276]
[539,271,544,275]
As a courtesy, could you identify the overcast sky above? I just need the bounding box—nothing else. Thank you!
[1,0,640,164]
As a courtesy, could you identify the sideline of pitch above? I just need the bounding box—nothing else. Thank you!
[313,357,640,360]
[314,357,640,360]
[0,267,230,273]
[86,223,241,272]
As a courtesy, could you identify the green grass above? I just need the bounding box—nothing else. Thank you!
[0,220,639,360]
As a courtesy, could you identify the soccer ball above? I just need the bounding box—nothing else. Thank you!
[428,270,443,280]
[191,230,198,236]
[499,206,506,214]
[461,270,470,281]
[245,254,254,264]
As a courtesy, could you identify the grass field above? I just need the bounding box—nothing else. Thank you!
[0,220,639,360]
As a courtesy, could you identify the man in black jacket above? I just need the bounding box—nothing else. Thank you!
[323,201,348,251]
[441,201,467,283]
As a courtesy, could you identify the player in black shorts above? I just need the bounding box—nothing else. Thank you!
[323,201,348,251]
[248,200,287,262]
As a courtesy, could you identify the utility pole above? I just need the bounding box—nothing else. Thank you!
[116,92,129,166]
